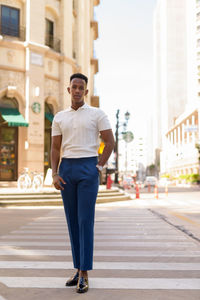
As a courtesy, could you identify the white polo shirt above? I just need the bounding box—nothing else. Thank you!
[51,103,111,158]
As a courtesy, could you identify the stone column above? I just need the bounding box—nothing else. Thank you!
[59,0,73,110]
[23,0,45,173]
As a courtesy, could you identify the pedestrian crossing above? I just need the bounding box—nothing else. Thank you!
[0,205,200,299]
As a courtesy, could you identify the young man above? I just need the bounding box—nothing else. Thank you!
[51,73,115,293]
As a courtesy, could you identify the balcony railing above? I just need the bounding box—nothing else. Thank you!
[45,34,61,53]
[0,24,25,41]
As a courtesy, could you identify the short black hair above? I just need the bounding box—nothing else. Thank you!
[70,73,88,85]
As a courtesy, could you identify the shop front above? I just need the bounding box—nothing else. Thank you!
[0,97,28,181]
[44,103,54,176]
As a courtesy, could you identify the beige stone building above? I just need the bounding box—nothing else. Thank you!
[0,0,100,182]
[158,0,200,177]
[161,106,200,177]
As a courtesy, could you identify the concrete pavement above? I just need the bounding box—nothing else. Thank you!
[0,196,200,300]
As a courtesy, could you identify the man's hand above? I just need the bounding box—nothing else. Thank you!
[53,174,66,190]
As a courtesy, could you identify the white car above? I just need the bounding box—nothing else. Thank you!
[158,178,171,187]
[144,176,157,187]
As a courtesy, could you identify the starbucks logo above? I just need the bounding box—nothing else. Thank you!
[32,102,41,114]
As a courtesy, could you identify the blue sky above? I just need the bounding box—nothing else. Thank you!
[95,0,157,134]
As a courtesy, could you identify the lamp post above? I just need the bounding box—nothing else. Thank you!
[123,111,130,174]
[114,110,130,184]
[114,109,119,184]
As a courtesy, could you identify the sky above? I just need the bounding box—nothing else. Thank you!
[94,0,157,136]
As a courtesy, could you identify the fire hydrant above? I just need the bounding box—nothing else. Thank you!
[106,174,112,189]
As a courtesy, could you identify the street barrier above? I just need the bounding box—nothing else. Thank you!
[135,184,140,199]
[106,174,112,189]
[154,184,159,199]
[165,184,168,197]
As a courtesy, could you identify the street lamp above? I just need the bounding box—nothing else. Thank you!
[114,110,131,184]
[125,111,130,122]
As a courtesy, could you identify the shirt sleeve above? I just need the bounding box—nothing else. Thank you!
[97,109,112,131]
[51,114,62,136]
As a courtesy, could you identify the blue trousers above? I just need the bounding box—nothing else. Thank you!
[59,157,99,271]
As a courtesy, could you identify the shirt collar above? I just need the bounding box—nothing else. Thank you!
[66,103,89,112]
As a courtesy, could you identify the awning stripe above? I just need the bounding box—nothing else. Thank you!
[45,112,54,123]
[0,107,28,127]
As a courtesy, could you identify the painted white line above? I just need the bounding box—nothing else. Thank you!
[10,230,182,235]
[0,241,195,247]
[26,220,167,224]
[1,261,200,270]
[0,277,200,290]
[1,235,187,241]
[28,220,162,225]
[0,249,199,257]
[20,225,171,230]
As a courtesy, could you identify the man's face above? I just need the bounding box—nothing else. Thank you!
[68,78,88,104]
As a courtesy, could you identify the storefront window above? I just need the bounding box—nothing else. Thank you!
[44,103,54,176]
[0,126,17,180]
[0,97,19,181]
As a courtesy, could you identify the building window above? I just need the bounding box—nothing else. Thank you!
[1,5,20,37]
[45,18,54,48]
[45,18,60,52]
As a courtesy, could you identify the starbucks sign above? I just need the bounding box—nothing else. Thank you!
[32,102,41,114]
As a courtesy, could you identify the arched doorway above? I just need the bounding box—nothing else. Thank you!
[44,103,54,176]
[0,97,28,181]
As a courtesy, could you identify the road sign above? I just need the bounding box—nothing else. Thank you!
[123,131,134,143]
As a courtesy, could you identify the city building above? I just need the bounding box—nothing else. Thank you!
[153,0,200,177]
[0,0,100,182]
[119,135,147,181]
[161,106,200,177]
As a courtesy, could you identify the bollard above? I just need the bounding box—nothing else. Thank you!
[135,184,140,199]
[106,174,112,190]
[165,184,168,197]
[154,184,158,199]
[148,184,151,193]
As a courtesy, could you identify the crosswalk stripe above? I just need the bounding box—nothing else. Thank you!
[0,277,200,290]
[1,261,200,270]
[9,230,183,235]
[0,248,199,257]
[0,241,195,247]
[1,234,187,240]
[19,225,172,229]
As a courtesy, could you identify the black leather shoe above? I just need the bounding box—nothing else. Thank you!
[65,271,79,286]
[76,276,89,293]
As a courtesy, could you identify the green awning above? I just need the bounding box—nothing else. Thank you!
[0,107,29,127]
[45,112,54,123]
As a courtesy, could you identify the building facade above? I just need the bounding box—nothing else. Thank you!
[161,106,200,177]
[0,0,100,182]
[153,0,200,177]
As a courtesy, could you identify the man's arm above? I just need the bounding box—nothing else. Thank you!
[51,135,66,190]
[98,129,115,167]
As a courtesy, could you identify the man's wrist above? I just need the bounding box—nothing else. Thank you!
[96,164,103,172]
[52,172,58,178]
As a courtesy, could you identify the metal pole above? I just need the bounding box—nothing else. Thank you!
[114,109,119,184]
[125,140,127,174]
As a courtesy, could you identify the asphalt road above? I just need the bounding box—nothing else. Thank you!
[0,190,200,300]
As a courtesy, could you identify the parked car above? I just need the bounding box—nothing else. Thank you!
[121,176,134,190]
[144,176,157,187]
[158,178,172,187]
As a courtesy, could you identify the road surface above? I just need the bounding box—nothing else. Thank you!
[0,190,200,300]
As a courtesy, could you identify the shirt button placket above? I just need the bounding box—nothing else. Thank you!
[72,111,77,129]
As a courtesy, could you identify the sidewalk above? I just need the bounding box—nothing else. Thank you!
[0,184,110,195]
